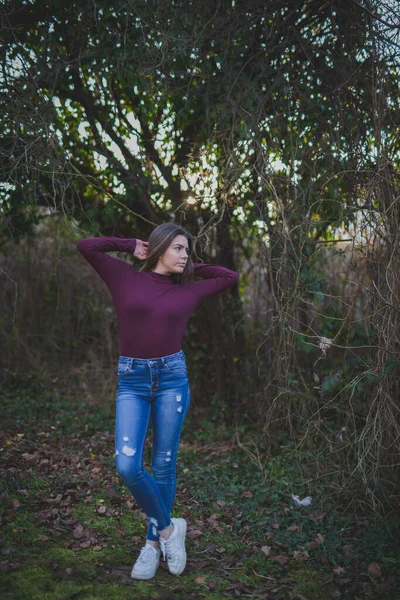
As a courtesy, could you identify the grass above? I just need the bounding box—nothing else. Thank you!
[1,370,400,599]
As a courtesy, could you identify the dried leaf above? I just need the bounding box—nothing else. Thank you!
[261,545,271,556]
[195,519,205,527]
[0,561,21,572]
[242,490,253,498]
[305,541,317,550]
[188,558,209,568]
[207,513,219,521]
[187,528,203,539]
[21,453,35,461]
[367,562,382,578]
[271,555,289,565]
[337,578,352,586]
[293,550,310,561]
[195,576,206,584]
[131,535,142,544]
[287,525,300,533]
[342,544,355,558]
[73,524,84,539]
[309,512,326,522]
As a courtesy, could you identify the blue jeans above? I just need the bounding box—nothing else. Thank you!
[114,350,190,542]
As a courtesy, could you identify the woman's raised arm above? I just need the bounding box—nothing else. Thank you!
[77,236,138,288]
[189,262,239,301]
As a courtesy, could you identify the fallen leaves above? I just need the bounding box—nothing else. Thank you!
[0,561,21,573]
[342,544,355,559]
[292,550,310,561]
[367,562,382,578]
[1,415,399,600]
[186,528,203,539]
[308,512,326,522]
[270,554,289,566]
[241,490,253,498]
[72,523,85,539]
[261,545,272,556]
[69,522,104,551]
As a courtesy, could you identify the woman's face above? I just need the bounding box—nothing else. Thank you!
[158,234,189,274]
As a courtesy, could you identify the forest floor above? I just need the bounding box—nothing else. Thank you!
[1,370,399,600]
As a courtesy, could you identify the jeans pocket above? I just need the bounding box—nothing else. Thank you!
[164,360,187,374]
[117,358,133,375]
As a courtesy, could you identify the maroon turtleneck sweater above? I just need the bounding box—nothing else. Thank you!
[77,237,239,358]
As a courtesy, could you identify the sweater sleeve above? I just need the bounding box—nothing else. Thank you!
[189,262,239,302]
[76,236,137,289]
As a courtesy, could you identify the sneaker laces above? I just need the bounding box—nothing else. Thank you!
[159,537,167,561]
[159,527,178,562]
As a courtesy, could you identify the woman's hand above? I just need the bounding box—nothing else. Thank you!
[134,239,149,260]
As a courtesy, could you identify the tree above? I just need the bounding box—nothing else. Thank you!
[1,0,400,503]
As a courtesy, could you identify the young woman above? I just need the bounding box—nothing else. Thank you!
[77,222,239,580]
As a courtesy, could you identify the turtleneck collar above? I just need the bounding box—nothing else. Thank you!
[147,270,174,283]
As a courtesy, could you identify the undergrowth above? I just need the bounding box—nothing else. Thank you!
[1,370,399,600]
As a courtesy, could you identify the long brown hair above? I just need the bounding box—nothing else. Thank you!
[138,223,194,284]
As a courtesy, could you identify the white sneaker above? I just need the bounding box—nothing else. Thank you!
[131,543,160,580]
[159,517,187,576]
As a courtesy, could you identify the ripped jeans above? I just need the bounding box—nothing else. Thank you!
[114,350,190,542]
